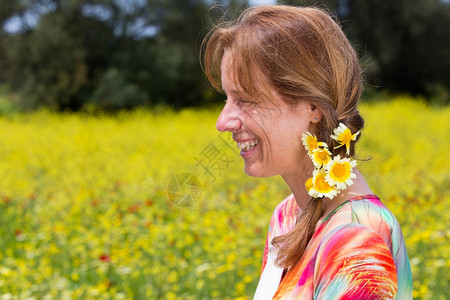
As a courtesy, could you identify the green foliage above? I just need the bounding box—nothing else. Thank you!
[0,97,19,115]
[92,68,147,110]
[281,0,450,104]
[0,0,449,110]
[7,11,90,109]
[345,0,450,100]
[0,0,241,110]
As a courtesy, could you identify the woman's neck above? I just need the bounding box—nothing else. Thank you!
[282,171,313,210]
[283,168,373,219]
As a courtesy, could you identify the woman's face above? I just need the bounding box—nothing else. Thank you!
[217,50,320,178]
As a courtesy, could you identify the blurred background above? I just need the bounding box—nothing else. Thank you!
[0,0,448,111]
[0,0,449,299]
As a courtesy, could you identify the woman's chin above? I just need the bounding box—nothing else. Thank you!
[243,163,272,178]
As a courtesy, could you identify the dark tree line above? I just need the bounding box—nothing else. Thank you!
[0,0,248,110]
[283,0,450,103]
[0,0,448,111]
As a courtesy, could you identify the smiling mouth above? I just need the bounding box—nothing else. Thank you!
[237,139,260,152]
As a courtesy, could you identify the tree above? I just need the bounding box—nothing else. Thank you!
[0,0,253,110]
[280,0,450,101]
[345,0,450,99]
[2,0,150,109]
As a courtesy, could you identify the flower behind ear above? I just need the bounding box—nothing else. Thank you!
[311,145,331,168]
[308,169,339,199]
[302,131,318,156]
[325,155,357,190]
[302,123,359,200]
[330,123,360,155]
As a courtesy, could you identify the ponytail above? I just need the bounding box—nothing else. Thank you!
[272,197,323,268]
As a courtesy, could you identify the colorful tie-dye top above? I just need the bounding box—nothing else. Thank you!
[254,194,412,300]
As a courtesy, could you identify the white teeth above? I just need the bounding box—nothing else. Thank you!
[237,139,259,152]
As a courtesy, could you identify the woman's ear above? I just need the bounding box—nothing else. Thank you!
[309,104,323,124]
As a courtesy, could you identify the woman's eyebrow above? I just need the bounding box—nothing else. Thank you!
[222,88,241,95]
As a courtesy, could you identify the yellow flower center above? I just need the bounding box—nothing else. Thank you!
[331,162,351,180]
[340,129,353,145]
[317,150,328,161]
[312,148,331,168]
[314,173,333,192]
[305,177,313,191]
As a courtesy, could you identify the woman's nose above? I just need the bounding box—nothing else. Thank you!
[216,102,242,132]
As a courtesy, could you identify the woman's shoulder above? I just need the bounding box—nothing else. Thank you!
[273,194,299,216]
[326,194,412,294]
[268,194,300,238]
[313,222,399,299]
[347,195,403,245]
[320,195,407,259]
[326,195,401,233]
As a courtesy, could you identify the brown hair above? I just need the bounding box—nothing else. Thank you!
[202,5,364,269]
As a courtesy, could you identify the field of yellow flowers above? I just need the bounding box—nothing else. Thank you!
[0,97,448,299]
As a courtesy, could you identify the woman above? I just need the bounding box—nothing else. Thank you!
[202,5,412,300]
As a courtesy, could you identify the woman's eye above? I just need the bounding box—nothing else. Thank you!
[238,99,253,106]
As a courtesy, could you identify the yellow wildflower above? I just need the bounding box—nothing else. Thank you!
[311,145,332,168]
[308,169,339,199]
[325,155,357,190]
[330,123,360,155]
[301,131,318,156]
